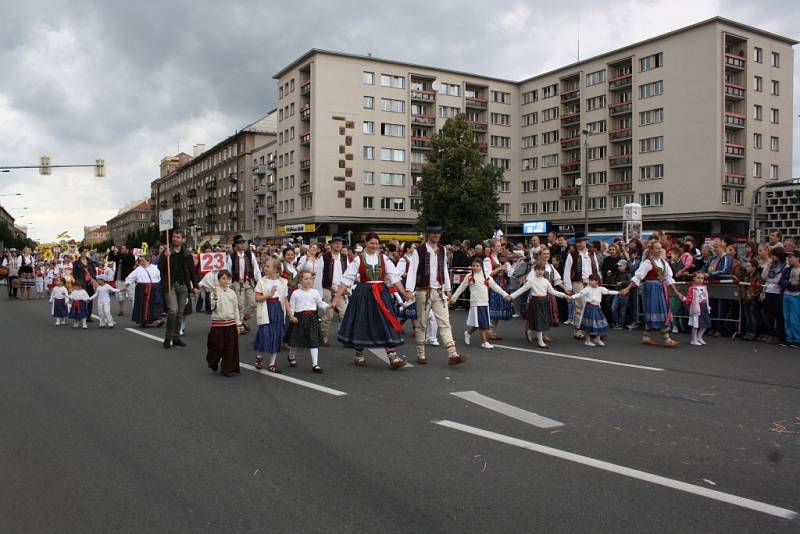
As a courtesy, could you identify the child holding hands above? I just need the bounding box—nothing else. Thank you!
[450,257,509,349]
[284,270,329,373]
[570,273,619,347]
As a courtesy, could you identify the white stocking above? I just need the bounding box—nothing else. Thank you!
[310,348,319,366]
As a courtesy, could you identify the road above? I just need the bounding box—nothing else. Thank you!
[1,298,798,533]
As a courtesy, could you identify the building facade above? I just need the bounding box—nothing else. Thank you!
[107,200,154,246]
[763,181,800,239]
[0,205,14,232]
[271,17,795,240]
[150,113,277,247]
[83,224,110,247]
[250,140,279,241]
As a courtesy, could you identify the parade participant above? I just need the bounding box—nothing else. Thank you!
[682,272,712,346]
[450,257,509,349]
[108,245,136,316]
[206,270,242,377]
[404,222,468,366]
[562,232,601,340]
[609,259,632,329]
[50,276,69,325]
[620,240,683,348]
[779,251,800,348]
[18,247,36,300]
[297,243,324,293]
[508,260,569,349]
[92,277,120,328]
[536,248,565,342]
[45,262,56,295]
[285,270,330,373]
[124,256,162,328]
[224,235,262,334]
[158,230,198,349]
[570,273,619,347]
[508,249,530,318]
[2,249,21,299]
[72,247,98,319]
[483,239,513,340]
[319,235,349,346]
[34,263,46,299]
[68,280,95,329]
[332,232,412,369]
[253,257,289,372]
[395,243,419,331]
[280,247,299,294]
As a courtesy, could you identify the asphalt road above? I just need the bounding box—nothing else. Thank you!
[1,297,798,533]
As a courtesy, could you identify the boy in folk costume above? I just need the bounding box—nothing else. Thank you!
[224,235,262,334]
[450,257,510,349]
[682,272,712,346]
[562,232,601,340]
[206,270,242,377]
[319,235,349,346]
[91,277,120,328]
[404,222,468,366]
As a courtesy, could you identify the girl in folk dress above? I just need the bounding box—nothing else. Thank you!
[253,257,289,373]
[449,257,509,349]
[296,243,324,293]
[570,274,619,347]
[280,247,299,296]
[206,270,242,377]
[284,270,330,373]
[682,272,712,346]
[50,276,70,325]
[536,248,566,343]
[34,264,46,299]
[68,280,96,329]
[509,260,569,349]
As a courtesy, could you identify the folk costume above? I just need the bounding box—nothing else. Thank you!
[207,285,241,376]
[683,283,712,345]
[509,270,568,347]
[630,255,680,347]
[50,285,70,324]
[450,269,508,333]
[285,287,329,372]
[562,234,601,338]
[125,263,162,327]
[571,285,619,336]
[483,253,512,322]
[319,238,349,345]
[224,236,262,332]
[253,276,289,371]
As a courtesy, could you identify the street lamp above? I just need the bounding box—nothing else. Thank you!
[581,128,590,236]
[0,192,21,196]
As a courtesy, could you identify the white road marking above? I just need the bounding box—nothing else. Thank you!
[433,420,797,521]
[368,348,414,367]
[493,344,665,372]
[239,363,347,396]
[125,328,165,342]
[450,391,563,429]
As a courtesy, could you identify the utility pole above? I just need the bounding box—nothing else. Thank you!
[582,128,590,236]
[0,156,105,176]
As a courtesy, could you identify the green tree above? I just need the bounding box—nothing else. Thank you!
[418,114,502,243]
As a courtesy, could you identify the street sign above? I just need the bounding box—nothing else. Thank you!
[159,209,174,232]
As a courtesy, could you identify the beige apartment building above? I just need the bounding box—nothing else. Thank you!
[150,113,277,246]
[272,17,795,241]
[82,224,110,247]
[107,200,153,246]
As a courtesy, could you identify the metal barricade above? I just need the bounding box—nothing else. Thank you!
[449,267,472,309]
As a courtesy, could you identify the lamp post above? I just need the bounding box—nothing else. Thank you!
[581,128,590,236]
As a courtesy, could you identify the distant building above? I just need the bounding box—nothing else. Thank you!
[83,224,110,247]
[0,205,14,231]
[107,200,154,246]
[763,181,800,239]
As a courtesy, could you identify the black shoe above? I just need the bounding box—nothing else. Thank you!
[163,338,172,349]
[208,363,218,372]
[172,338,186,347]
[222,371,236,377]
[289,359,298,368]
[312,365,322,373]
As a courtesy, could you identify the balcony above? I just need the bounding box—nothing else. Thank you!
[228,191,238,202]
[608,74,632,91]
[724,53,746,70]
[172,193,181,202]
[477,143,488,154]
[724,112,746,129]
[228,172,238,183]
[560,185,581,197]
[204,215,216,224]
[411,114,436,127]
[560,112,581,127]
[412,136,433,149]
[724,83,745,100]
[205,198,217,208]
[229,211,238,220]
[186,218,195,225]
[608,180,633,192]
[609,102,632,116]
[299,182,312,195]
[560,161,581,174]
[187,205,196,213]
[300,79,311,96]
[205,181,217,191]
[467,120,488,132]
[725,143,745,159]
[254,185,268,196]
[300,132,311,146]
[724,173,746,188]
[159,200,168,208]
[465,96,488,109]
[254,206,268,217]
[410,185,421,198]
[411,89,436,102]
[609,128,632,142]
[267,160,276,170]
[187,188,197,198]
[267,182,276,192]
[254,163,267,175]
[410,162,428,173]
[300,105,310,121]
[609,154,632,167]
[560,135,581,151]
[298,158,310,171]
[560,88,580,102]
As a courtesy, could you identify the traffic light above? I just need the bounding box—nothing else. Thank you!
[95,159,105,177]
[39,156,51,175]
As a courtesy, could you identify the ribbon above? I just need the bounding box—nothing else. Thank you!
[371,283,403,333]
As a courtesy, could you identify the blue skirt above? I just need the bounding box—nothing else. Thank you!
[580,304,609,334]
[253,300,285,353]
[489,287,512,321]
[338,283,405,348]
[467,305,491,330]
[642,280,671,329]
[53,298,69,318]
[68,301,89,320]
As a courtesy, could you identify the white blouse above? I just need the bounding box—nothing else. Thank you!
[341,253,401,287]
[297,256,324,293]
[124,264,161,285]
[631,257,675,286]
[450,270,508,307]
[254,277,289,326]
[571,285,618,306]
[510,272,568,300]
[289,288,330,313]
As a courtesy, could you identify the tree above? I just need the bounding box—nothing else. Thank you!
[417,114,503,244]
[125,225,161,250]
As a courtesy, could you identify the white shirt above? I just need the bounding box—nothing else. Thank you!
[289,288,330,313]
[50,286,69,302]
[125,264,161,285]
[630,257,676,287]
[510,271,568,300]
[450,270,508,307]
[224,251,262,282]
[69,289,94,302]
[342,253,401,288]
[571,285,618,306]
[404,244,451,292]
[254,277,289,325]
[562,249,601,291]
[102,266,116,282]
[94,284,119,305]
[482,254,513,280]
[198,271,220,291]
[297,256,324,293]
[330,253,345,287]
[3,255,21,276]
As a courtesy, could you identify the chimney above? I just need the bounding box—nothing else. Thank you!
[193,144,206,157]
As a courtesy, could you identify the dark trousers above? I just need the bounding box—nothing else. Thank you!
[207,324,240,373]
[7,276,17,298]
[764,293,785,341]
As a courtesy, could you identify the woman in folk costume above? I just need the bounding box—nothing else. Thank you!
[124,256,163,328]
[296,243,325,293]
[483,239,513,339]
[331,232,413,369]
[620,240,684,348]
[535,247,566,342]
[280,247,299,296]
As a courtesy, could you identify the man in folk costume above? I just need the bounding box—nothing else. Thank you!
[319,234,349,346]
[562,232,601,340]
[224,235,262,334]
[405,222,467,366]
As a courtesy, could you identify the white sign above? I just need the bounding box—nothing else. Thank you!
[199,252,226,274]
[159,209,174,232]
[522,221,547,235]
[284,224,305,234]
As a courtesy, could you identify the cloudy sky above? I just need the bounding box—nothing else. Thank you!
[0,0,797,242]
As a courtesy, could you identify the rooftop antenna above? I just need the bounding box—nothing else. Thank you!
[577,14,581,62]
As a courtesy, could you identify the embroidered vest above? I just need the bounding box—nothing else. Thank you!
[230,251,254,282]
[570,250,598,282]
[415,243,445,289]
[321,252,348,289]
[358,253,385,282]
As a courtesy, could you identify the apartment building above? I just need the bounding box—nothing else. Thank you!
[82,224,110,247]
[251,141,279,241]
[272,17,795,240]
[150,113,277,246]
[763,181,800,239]
[107,200,153,246]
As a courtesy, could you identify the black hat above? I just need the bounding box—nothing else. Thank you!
[233,234,245,244]
[574,231,588,242]
[426,221,444,233]
[331,234,344,242]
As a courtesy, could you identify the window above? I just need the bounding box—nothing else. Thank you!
[363,121,374,135]
[770,164,779,180]
[490,158,510,170]
[771,52,780,68]
[588,171,607,185]
[438,105,460,118]
[734,190,743,205]
[563,198,582,212]
[521,157,538,170]
[363,171,374,185]
[363,71,374,85]
[541,107,559,121]
[753,104,762,121]
[380,148,405,162]
[380,172,405,186]
[541,200,558,214]
[363,146,374,160]
[588,197,607,210]
[754,47,763,63]
[586,119,607,134]
[586,95,606,111]
[753,76,763,92]
[639,52,663,72]
[639,192,663,207]
[381,123,405,137]
[542,177,559,190]
[770,80,780,96]
[541,130,559,144]
[522,179,538,192]
[496,181,511,193]
[491,90,511,104]
[380,98,405,113]
[363,196,374,209]
[380,74,405,88]
[491,113,511,126]
[541,154,559,168]
[542,84,558,99]
[770,136,779,152]
[770,108,779,124]
[380,197,405,210]
[586,69,606,86]
[279,86,283,99]
[522,90,538,104]
[639,108,663,126]
[437,83,460,97]
[753,161,762,178]
[639,164,664,180]
[499,203,510,215]
[639,136,664,153]
[522,112,538,126]
[491,135,511,148]
[410,198,422,211]
[721,188,731,204]
[522,135,538,148]
[753,133,762,149]
[521,202,537,215]
[612,194,634,209]
[363,96,374,109]
[588,146,607,160]
[639,80,663,99]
